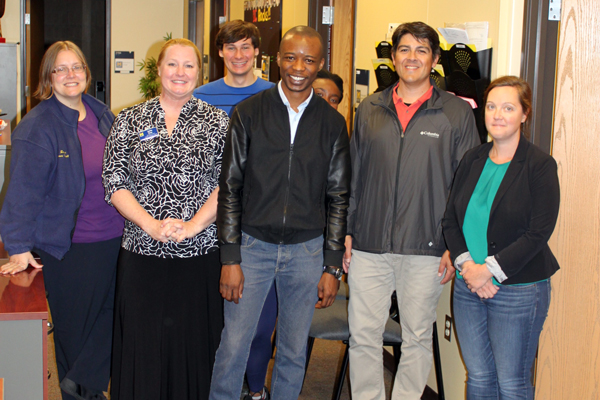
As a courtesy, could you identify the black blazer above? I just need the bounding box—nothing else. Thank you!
[442,135,560,284]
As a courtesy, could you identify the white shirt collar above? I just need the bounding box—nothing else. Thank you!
[277,81,313,112]
[277,81,313,144]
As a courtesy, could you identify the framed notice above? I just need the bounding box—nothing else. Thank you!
[244,0,281,82]
[114,51,134,74]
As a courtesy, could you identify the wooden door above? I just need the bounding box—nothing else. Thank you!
[24,0,44,114]
[535,0,600,397]
[309,0,355,132]
[329,0,354,133]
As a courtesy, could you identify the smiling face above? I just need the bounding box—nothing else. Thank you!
[313,78,342,110]
[158,44,199,101]
[277,34,324,100]
[392,33,439,90]
[485,86,528,143]
[219,37,259,81]
[51,50,87,105]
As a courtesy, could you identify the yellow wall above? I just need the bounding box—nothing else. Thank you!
[110,0,185,113]
[355,0,523,94]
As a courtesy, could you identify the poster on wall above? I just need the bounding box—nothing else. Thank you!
[244,0,281,83]
[114,51,134,74]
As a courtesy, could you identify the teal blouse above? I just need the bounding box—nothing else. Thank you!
[459,157,510,285]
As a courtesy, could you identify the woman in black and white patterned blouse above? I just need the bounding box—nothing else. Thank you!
[103,38,229,400]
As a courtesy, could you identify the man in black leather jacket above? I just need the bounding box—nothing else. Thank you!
[209,26,351,400]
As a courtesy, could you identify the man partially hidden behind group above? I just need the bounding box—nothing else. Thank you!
[209,26,350,400]
[345,21,480,399]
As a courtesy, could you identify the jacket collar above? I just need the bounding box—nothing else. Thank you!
[47,93,109,128]
[461,134,530,216]
[267,84,322,111]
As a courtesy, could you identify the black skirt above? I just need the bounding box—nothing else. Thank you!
[110,248,224,400]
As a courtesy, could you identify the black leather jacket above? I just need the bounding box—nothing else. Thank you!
[217,86,350,267]
[217,86,351,267]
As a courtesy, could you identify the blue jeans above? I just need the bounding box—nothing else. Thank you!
[209,233,324,400]
[453,277,551,400]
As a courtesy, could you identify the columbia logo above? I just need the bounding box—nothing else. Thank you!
[420,131,439,138]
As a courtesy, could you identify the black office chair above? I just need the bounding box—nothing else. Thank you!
[303,282,402,400]
[304,282,446,400]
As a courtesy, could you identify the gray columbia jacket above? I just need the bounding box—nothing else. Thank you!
[347,83,480,257]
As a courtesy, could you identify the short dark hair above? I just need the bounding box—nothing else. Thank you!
[391,22,441,59]
[216,20,260,50]
[316,69,344,101]
[484,75,533,138]
[280,26,324,59]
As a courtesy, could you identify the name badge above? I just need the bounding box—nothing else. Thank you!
[138,127,159,142]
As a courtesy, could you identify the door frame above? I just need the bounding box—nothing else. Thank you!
[20,0,112,115]
[520,0,559,154]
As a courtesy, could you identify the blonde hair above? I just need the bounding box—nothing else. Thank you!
[157,38,203,86]
[34,41,91,100]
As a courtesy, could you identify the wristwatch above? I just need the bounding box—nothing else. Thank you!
[323,265,344,280]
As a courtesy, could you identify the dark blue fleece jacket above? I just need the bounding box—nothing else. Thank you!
[0,94,114,259]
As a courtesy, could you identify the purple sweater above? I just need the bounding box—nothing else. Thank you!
[71,102,124,243]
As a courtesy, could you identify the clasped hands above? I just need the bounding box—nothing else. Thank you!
[460,260,499,299]
[145,218,203,243]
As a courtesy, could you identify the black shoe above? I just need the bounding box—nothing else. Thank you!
[60,378,108,400]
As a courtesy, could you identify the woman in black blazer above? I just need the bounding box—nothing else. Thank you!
[442,76,560,400]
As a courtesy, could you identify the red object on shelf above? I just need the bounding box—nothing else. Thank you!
[0,38,6,43]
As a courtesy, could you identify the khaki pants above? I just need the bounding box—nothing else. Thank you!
[348,250,444,400]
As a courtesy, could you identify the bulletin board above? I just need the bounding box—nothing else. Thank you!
[244,0,281,82]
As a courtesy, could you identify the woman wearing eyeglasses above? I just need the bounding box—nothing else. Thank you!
[0,41,123,400]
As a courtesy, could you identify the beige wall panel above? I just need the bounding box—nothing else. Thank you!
[230,0,245,21]
[111,0,184,113]
[281,0,308,34]
[1,0,20,42]
[536,0,600,398]
[354,0,427,94]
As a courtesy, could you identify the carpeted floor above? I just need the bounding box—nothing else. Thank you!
[47,331,394,400]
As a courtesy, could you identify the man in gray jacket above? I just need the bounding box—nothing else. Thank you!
[345,21,480,399]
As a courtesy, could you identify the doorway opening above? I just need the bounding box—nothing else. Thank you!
[21,0,110,115]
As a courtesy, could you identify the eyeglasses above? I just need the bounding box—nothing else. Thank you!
[52,64,87,76]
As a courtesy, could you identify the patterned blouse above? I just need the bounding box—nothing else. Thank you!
[103,97,229,258]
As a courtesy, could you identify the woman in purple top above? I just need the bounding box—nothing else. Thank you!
[0,41,123,400]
